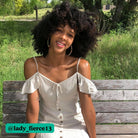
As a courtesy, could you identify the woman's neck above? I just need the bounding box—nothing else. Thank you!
[45,53,68,67]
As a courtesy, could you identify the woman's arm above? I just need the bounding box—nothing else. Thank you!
[79,93,96,138]
[26,91,39,138]
[24,58,40,138]
[78,59,96,138]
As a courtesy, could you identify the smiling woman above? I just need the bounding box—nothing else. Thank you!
[21,1,99,138]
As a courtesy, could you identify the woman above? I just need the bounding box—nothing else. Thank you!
[21,2,98,138]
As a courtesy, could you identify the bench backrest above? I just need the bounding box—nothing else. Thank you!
[2,80,138,136]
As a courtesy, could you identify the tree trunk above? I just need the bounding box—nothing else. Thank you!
[34,5,38,21]
[112,0,124,23]
[95,0,102,9]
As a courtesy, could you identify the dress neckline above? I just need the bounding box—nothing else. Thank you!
[25,71,91,85]
[39,71,78,85]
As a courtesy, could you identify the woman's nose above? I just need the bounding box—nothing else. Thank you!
[61,33,67,40]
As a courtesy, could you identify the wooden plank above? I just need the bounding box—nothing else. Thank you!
[92,90,138,101]
[3,81,25,92]
[96,124,138,135]
[0,136,138,138]
[2,125,138,136]
[3,113,138,124]
[3,80,138,92]
[3,90,138,102]
[3,92,27,102]
[3,103,27,114]
[97,136,138,138]
[3,114,26,124]
[93,102,138,113]
[0,136,27,138]
[3,102,138,114]
[1,126,27,136]
[96,113,138,123]
[4,102,138,114]
[92,80,138,90]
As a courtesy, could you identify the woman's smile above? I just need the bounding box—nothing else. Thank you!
[56,41,66,48]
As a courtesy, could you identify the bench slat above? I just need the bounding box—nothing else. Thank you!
[3,90,138,102]
[1,126,27,136]
[0,136,27,138]
[1,135,138,137]
[3,92,27,102]
[96,124,138,135]
[93,80,138,90]
[3,89,138,102]
[97,136,138,138]
[2,125,138,136]
[3,113,138,124]
[3,80,138,92]
[96,113,138,123]
[92,90,138,101]
[3,103,27,114]
[94,102,138,113]
[3,114,26,124]
[3,81,25,91]
[3,102,138,114]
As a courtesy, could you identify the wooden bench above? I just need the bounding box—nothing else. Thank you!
[1,80,138,138]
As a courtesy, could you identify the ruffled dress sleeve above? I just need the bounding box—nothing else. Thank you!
[77,72,98,95]
[21,72,40,94]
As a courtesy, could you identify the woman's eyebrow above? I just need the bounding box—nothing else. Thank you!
[69,30,75,34]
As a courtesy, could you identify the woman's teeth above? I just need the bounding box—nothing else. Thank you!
[57,42,65,47]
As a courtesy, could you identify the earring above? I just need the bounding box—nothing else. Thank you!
[68,45,73,56]
[47,38,50,47]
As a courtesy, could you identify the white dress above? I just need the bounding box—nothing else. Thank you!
[21,57,97,138]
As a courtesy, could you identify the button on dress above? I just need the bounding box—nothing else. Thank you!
[21,57,97,138]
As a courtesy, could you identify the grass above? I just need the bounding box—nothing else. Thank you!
[0,8,51,20]
[0,20,137,133]
[86,28,138,79]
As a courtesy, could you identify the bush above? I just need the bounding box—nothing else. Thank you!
[0,0,14,15]
[15,0,23,15]
[20,1,34,15]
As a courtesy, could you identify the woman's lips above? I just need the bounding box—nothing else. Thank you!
[56,42,65,48]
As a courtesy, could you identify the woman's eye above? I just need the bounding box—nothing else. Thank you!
[68,34,73,38]
[57,28,63,33]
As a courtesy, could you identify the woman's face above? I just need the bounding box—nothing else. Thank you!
[49,24,75,55]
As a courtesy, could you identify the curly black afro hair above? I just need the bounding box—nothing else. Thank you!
[32,1,98,58]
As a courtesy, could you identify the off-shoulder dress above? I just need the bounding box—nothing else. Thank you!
[21,57,97,138]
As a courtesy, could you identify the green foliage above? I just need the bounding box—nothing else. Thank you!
[102,0,112,5]
[20,1,34,15]
[50,0,61,8]
[0,0,15,15]
[15,0,24,15]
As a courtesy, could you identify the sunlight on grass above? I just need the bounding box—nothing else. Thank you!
[0,8,52,20]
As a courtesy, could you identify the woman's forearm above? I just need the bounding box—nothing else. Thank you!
[26,92,39,138]
[82,106,96,138]
[26,107,39,138]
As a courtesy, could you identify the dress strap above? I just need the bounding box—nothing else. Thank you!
[33,57,39,72]
[77,57,81,72]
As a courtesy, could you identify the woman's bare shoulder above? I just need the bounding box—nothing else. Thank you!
[24,57,38,79]
[78,58,91,79]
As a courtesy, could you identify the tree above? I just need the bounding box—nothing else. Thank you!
[78,0,138,33]
[61,0,137,33]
